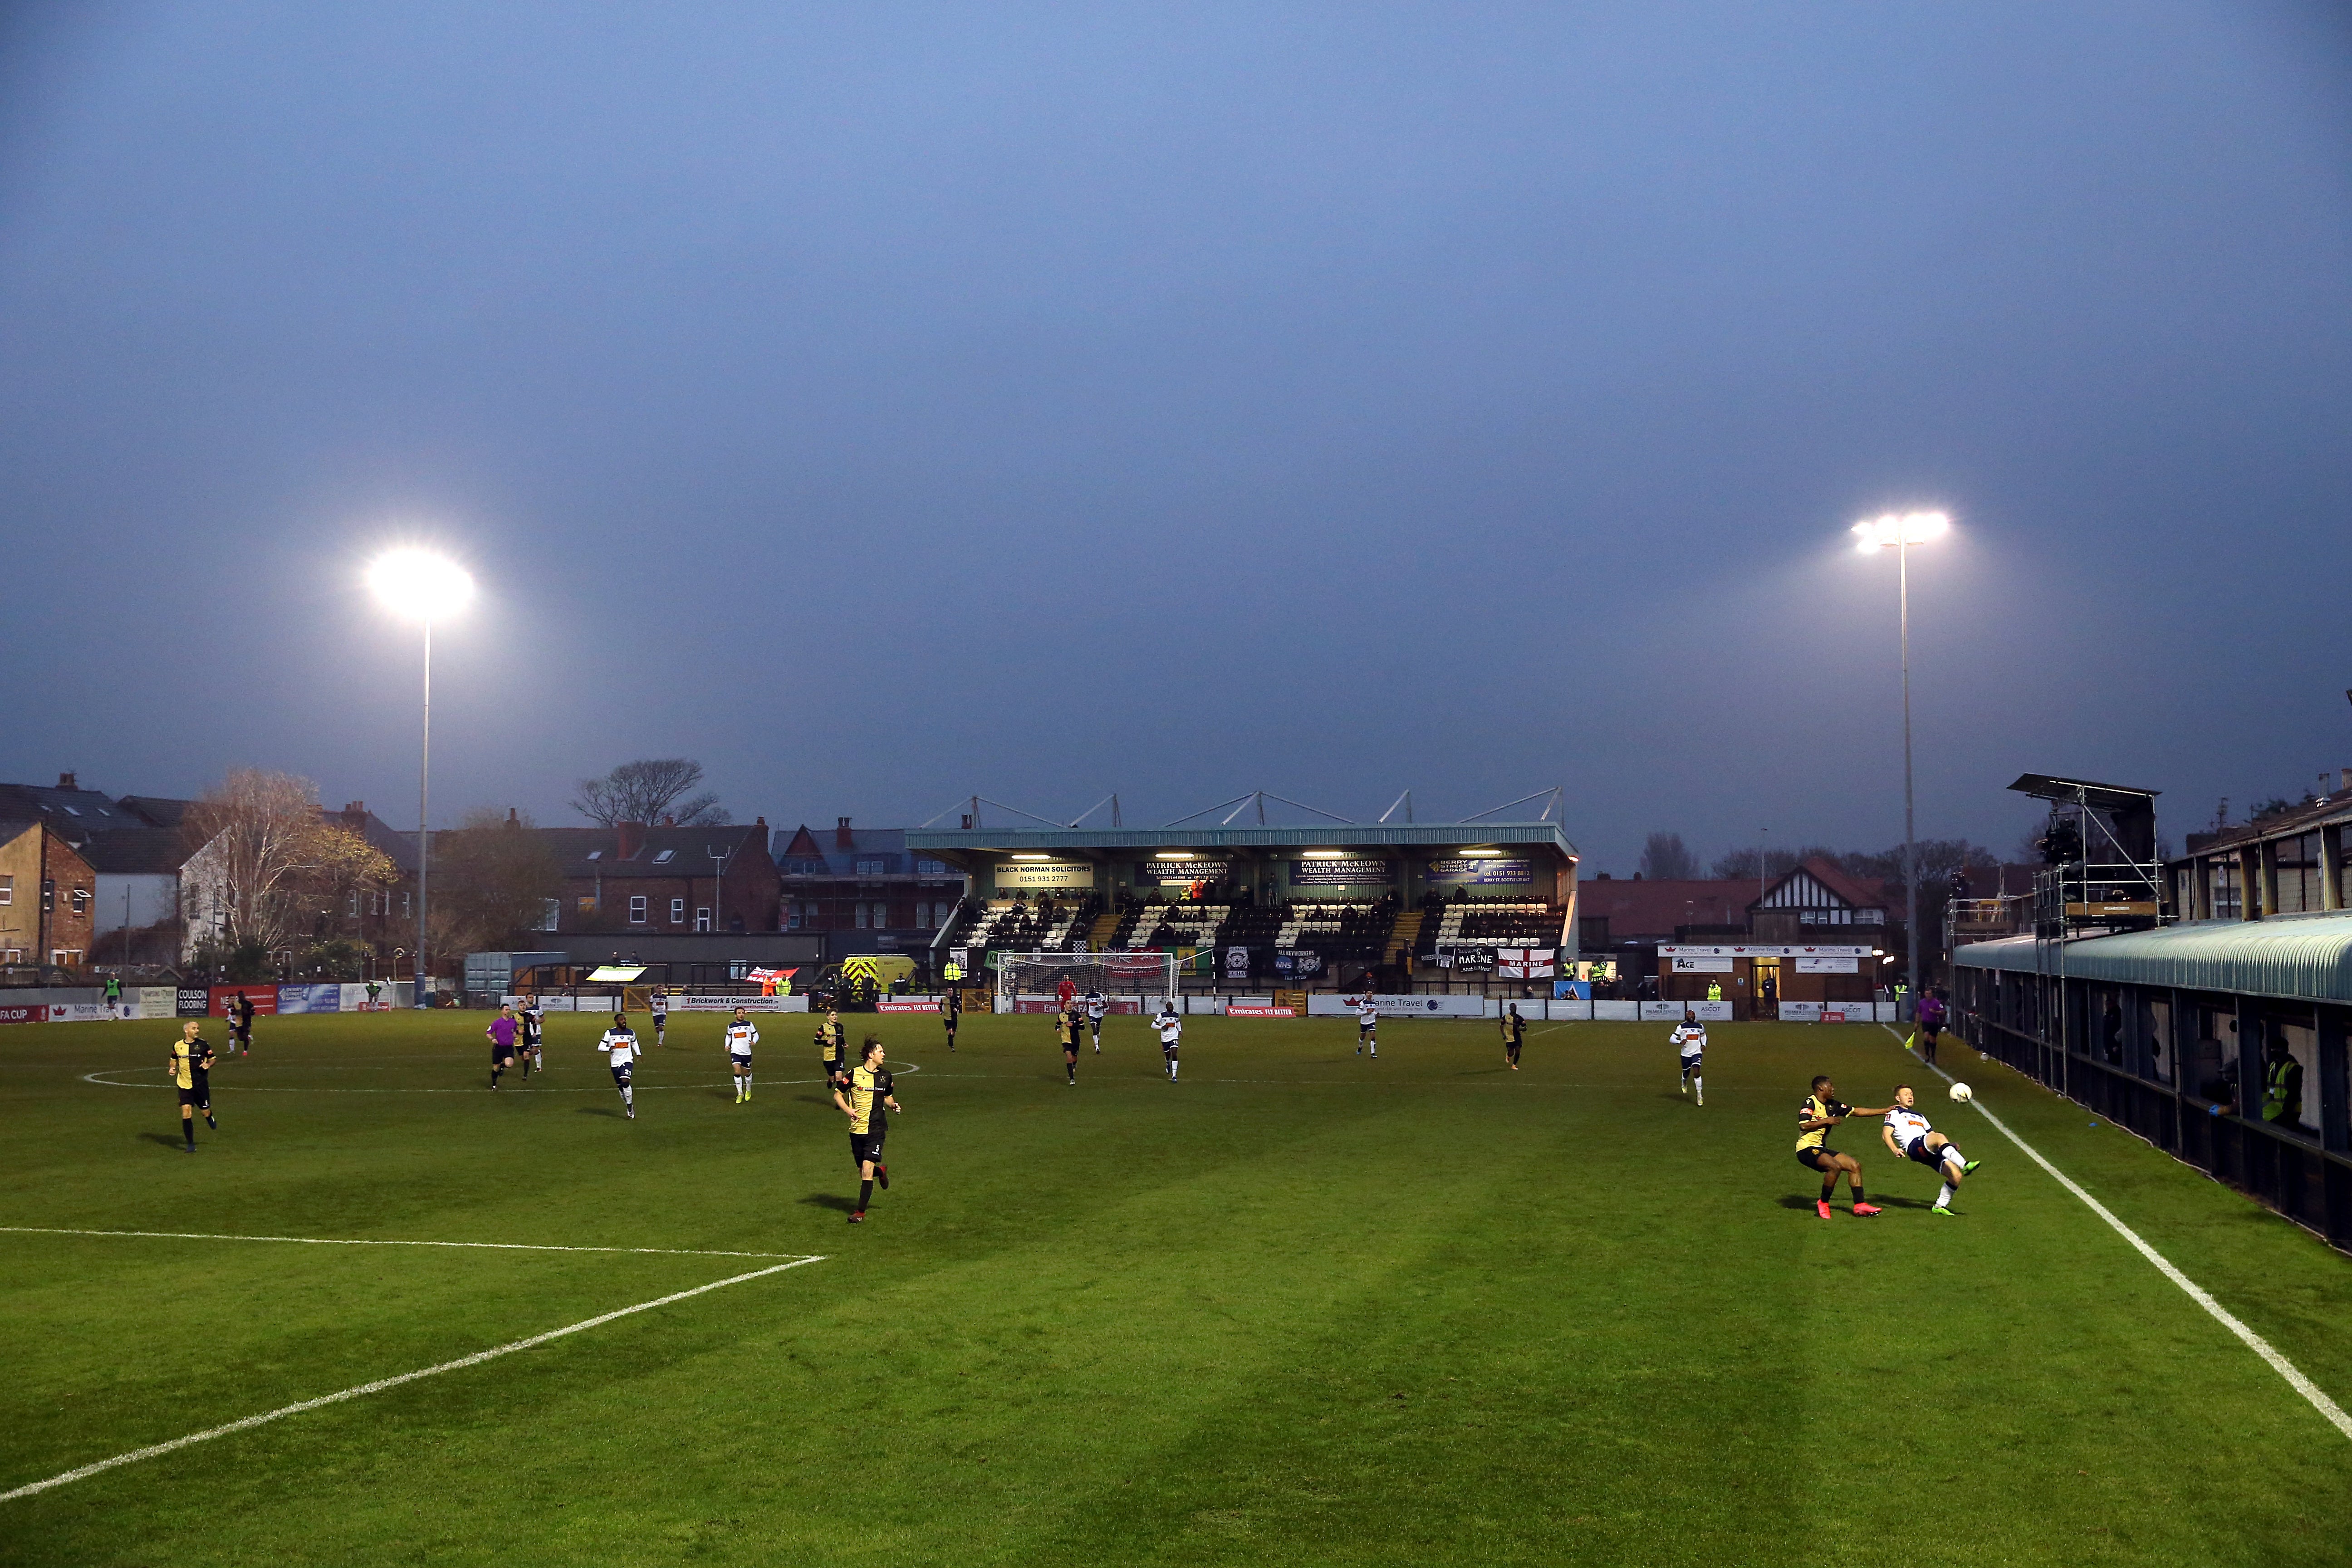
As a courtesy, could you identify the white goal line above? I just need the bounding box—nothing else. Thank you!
[0,1254,826,1504]
[0,1226,813,1260]
[1880,1024,2352,1441]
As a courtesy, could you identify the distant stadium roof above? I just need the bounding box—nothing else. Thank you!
[585,965,648,982]
[905,821,1576,858]
[1952,911,2352,1005]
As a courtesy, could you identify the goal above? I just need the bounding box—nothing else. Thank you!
[997,951,1178,1013]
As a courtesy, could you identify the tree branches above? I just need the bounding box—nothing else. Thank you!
[569,759,730,827]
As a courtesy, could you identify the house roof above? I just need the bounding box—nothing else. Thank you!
[2180,793,2352,859]
[778,823,939,876]
[75,828,195,875]
[0,782,144,843]
[116,795,193,829]
[542,822,771,880]
[1758,856,1889,914]
[1574,877,1760,940]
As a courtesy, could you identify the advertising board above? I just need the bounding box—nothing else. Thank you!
[1426,858,1533,886]
[0,1004,49,1025]
[277,984,343,1014]
[136,986,177,1019]
[209,986,278,1017]
[1793,956,1859,973]
[1226,1004,1297,1018]
[676,994,805,1012]
[1671,956,1735,974]
[1304,993,1487,1019]
[1288,858,1392,887]
[177,986,211,1017]
[994,860,1094,891]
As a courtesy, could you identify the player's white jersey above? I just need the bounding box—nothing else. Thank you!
[649,992,668,1016]
[1154,1010,1181,1047]
[600,1028,639,1064]
[1671,1024,1706,1058]
[1357,1000,1377,1028]
[725,1020,758,1055]
[1085,993,1107,1020]
[1885,1105,1933,1147]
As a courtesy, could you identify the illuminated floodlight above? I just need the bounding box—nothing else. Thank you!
[1301,850,1346,859]
[1852,511,1950,553]
[1011,854,1050,861]
[367,549,475,620]
[1154,851,1197,860]
[1458,848,1503,858]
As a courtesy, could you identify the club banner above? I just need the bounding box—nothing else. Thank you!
[1272,951,1323,977]
[1223,947,1252,980]
[1289,858,1392,887]
[1426,858,1533,886]
[1552,980,1592,1000]
[1495,947,1555,979]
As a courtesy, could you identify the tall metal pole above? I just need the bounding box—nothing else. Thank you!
[415,618,432,1008]
[1900,532,1918,1018]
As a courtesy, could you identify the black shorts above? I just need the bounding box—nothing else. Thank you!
[1162,1042,1179,1058]
[177,1085,201,1107]
[850,1131,885,1166]
[730,1052,752,1069]
[1796,1147,1838,1171]
[1063,1041,1078,1057]
[611,1064,632,1086]
[491,1044,515,1063]
[1359,1022,1376,1035]
[1905,1137,1948,1169]
[1089,1016,1103,1033]
[1921,1022,1943,1040]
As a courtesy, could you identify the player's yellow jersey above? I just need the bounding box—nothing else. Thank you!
[1795,1094,1843,1152]
[847,1064,893,1135]
[168,1041,196,1090]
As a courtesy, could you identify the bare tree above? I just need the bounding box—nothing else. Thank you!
[182,769,399,953]
[569,759,730,827]
[1710,844,1841,881]
[431,807,566,954]
[1639,832,1698,881]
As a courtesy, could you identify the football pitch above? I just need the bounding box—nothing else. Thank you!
[5,1009,2349,1566]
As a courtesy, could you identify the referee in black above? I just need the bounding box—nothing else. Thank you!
[169,1020,217,1152]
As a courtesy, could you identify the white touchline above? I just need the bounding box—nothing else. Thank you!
[1880,1024,2352,1441]
[0,1226,809,1260]
[0,1255,826,1504]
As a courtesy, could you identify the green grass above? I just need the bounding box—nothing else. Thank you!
[3,1007,2348,1566]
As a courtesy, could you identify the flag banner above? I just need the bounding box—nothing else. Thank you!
[1495,947,1555,978]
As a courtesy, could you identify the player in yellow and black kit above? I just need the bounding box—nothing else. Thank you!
[939,988,960,1051]
[832,1037,903,1224]
[818,1008,849,1091]
[1056,1004,1081,1085]
[1796,1074,1890,1219]
[168,1020,216,1152]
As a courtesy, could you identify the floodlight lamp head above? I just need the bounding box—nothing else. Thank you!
[368,549,474,622]
[1852,511,1950,553]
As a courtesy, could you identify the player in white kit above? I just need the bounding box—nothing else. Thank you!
[725,1006,759,1103]
[1881,1084,1982,1215]
[1153,1001,1181,1081]
[649,988,669,1046]
[599,1014,640,1119]
[1084,989,1107,1053]
[1671,1011,1705,1105]
[1355,997,1378,1058]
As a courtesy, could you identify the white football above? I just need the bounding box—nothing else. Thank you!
[1949,1082,1974,1103]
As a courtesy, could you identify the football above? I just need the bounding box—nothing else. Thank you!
[1949,1082,1974,1103]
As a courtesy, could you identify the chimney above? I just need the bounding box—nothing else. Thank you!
[661,814,676,828]
[837,816,854,848]
[2342,768,2352,793]
[58,772,76,789]
[505,807,520,829]
[617,821,647,860]
[755,815,766,827]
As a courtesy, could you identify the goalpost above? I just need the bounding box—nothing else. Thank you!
[997,951,1178,1013]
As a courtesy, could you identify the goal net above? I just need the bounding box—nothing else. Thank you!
[997,951,1177,1012]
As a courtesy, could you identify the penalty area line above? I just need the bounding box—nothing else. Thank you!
[0,1226,811,1260]
[0,1255,825,1504]
[1878,1024,2352,1441]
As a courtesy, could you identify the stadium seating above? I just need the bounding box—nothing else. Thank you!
[960,895,1101,955]
[1418,896,1559,958]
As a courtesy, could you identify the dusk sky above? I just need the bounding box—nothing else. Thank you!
[4,3,2348,872]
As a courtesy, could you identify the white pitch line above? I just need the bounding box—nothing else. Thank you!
[0,1226,810,1260]
[1878,1024,2352,1441]
[0,1254,825,1504]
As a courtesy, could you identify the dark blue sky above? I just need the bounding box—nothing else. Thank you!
[4,3,2348,871]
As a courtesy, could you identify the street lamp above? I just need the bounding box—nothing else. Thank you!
[1852,510,1949,1018]
[368,549,474,1008]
